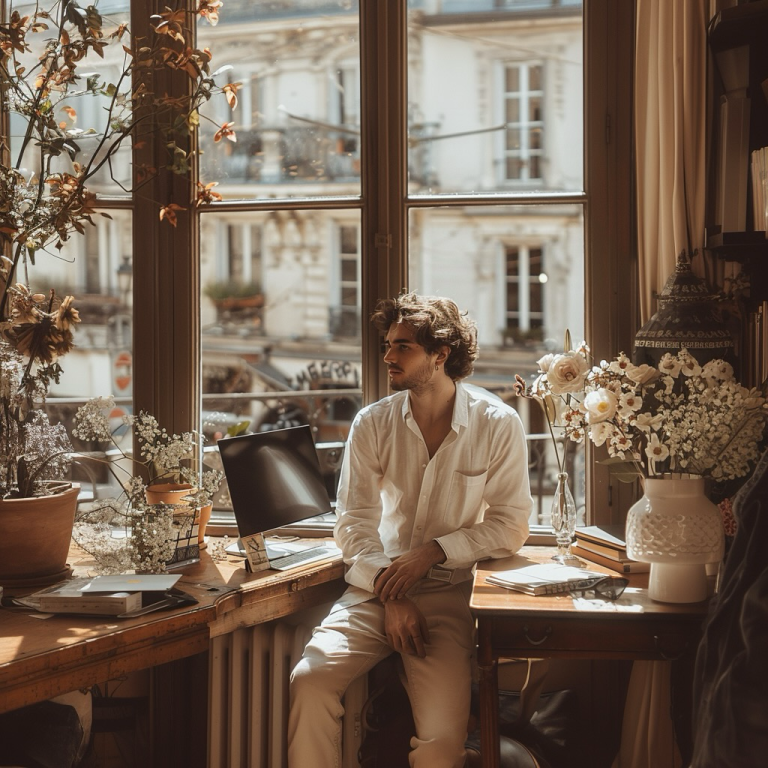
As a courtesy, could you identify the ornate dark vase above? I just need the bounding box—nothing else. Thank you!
[633,251,734,367]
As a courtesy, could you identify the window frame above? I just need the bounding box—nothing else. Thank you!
[1,0,634,525]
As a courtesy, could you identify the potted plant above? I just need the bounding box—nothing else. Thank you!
[70,395,223,573]
[0,1,236,584]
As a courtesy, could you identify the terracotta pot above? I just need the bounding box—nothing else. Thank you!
[197,502,213,549]
[0,484,80,587]
[145,482,193,506]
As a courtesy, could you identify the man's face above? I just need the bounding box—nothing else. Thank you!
[382,322,436,392]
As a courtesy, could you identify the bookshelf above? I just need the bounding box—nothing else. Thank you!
[706,0,768,385]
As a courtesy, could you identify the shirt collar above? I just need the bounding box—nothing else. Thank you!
[401,380,469,432]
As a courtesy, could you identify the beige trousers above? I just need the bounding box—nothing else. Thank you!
[288,579,475,768]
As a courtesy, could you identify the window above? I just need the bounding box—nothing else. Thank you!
[4,0,634,526]
[334,224,361,340]
[502,63,545,183]
[504,245,545,340]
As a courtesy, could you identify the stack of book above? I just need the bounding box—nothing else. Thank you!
[572,525,650,573]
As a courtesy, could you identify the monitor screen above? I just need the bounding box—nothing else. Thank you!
[217,425,333,537]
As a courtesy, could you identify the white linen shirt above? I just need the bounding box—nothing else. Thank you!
[334,381,532,606]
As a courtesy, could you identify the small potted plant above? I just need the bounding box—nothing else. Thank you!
[71,395,223,573]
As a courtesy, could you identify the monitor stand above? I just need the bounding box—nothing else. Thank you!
[241,532,270,573]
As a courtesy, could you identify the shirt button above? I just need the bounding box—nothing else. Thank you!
[422,464,426,468]
[416,526,423,531]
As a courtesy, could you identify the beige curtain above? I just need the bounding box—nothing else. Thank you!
[611,661,683,768]
[635,0,709,323]
[625,5,739,768]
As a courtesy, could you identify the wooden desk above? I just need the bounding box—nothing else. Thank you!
[0,541,345,716]
[471,547,709,768]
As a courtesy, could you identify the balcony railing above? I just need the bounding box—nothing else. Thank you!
[200,125,361,185]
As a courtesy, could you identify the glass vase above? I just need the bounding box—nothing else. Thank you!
[551,472,579,565]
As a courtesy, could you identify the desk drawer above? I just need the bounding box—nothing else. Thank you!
[485,616,701,661]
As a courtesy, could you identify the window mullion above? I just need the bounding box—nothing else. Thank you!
[131,0,200,436]
[359,0,408,405]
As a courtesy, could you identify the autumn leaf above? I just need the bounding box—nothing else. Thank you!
[213,121,236,143]
[159,203,186,227]
[223,82,240,110]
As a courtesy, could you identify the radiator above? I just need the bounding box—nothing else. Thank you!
[209,621,366,768]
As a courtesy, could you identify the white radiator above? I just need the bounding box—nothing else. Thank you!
[209,621,366,768]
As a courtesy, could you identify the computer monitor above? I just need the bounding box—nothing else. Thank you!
[217,425,333,541]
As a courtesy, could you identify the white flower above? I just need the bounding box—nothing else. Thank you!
[634,412,663,432]
[645,433,670,463]
[546,351,589,394]
[537,353,555,373]
[702,359,733,382]
[608,352,631,375]
[588,421,613,446]
[679,351,702,378]
[658,353,682,378]
[584,388,618,423]
[618,391,643,415]
[625,363,659,385]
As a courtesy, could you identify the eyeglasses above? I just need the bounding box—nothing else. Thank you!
[567,576,629,600]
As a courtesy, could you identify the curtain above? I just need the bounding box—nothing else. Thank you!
[624,5,717,768]
[635,0,709,323]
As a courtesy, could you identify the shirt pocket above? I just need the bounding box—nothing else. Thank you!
[449,470,488,516]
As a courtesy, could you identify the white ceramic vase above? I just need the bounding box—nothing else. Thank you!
[625,476,724,603]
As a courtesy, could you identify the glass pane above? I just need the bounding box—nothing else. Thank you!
[407,1,583,193]
[506,128,522,151]
[505,99,521,124]
[8,2,132,196]
[506,283,519,312]
[201,208,362,439]
[529,96,543,123]
[17,209,135,495]
[505,67,520,92]
[197,1,361,200]
[341,259,358,282]
[529,64,543,91]
[408,204,585,525]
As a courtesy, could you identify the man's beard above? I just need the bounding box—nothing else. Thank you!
[390,358,434,393]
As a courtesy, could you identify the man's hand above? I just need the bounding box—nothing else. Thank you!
[384,598,430,658]
[374,540,446,601]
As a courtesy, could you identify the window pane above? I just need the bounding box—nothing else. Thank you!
[200,209,362,444]
[407,1,582,193]
[197,2,361,200]
[8,2,132,196]
[408,204,585,524]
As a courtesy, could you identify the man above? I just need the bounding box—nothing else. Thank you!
[289,292,533,767]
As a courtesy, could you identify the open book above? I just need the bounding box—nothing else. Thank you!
[486,563,604,596]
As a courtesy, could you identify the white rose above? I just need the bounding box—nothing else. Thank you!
[537,353,555,373]
[625,363,659,385]
[546,352,588,394]
[583,388,618,423]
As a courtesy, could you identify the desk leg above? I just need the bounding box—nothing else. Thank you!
[477,620,500,768]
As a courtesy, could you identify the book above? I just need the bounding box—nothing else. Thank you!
[573,537,631,562]
[485,563,604,596]
[17,574,182,616]
[19,579,142,616]
[571,544,650,574]
[574,524,627,549]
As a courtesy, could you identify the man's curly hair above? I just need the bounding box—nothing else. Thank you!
[371,292,478,381]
